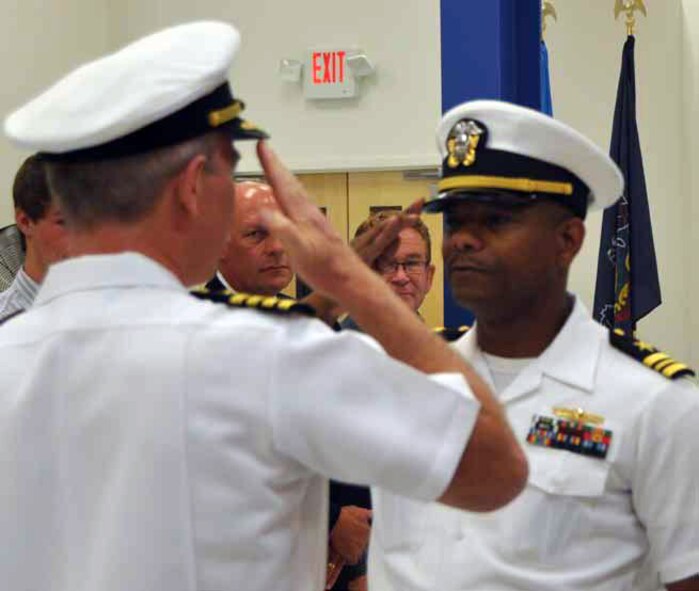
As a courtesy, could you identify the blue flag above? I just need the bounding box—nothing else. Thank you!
[540,40,553,116]
[593,36,660,333]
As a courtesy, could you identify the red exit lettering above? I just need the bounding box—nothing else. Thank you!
[312,51,346,85]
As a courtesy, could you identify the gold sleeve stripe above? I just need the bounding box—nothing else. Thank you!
[438,175,574,196]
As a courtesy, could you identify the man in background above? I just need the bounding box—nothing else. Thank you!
[206,180,292,296]
[342,211,434,330]
[0,154,69,321]
[204,179,374,591]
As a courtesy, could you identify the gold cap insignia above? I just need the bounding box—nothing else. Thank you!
[447,120,484,169]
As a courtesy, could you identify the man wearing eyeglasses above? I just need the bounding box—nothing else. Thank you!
[342,212,435,329]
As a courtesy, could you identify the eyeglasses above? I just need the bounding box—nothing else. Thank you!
[376,259,428,277]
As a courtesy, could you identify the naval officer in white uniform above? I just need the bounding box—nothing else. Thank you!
[0,22,527,591]
[369,100,699,591]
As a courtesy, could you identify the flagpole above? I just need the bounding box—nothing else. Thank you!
[593,0,660,334]
[542,1,557,39]
[540,2,556,117]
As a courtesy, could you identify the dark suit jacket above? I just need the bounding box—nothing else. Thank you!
[205,275,227,292]
[204,275,294,300]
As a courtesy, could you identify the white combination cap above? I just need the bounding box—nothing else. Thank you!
[424,100,623,217]
[4,21,267,162]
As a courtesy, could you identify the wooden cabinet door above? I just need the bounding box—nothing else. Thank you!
[281,173,349,298]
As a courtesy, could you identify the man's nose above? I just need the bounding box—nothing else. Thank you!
[389,265,411,283]
[445,225,484,253]
[265,236,286,256]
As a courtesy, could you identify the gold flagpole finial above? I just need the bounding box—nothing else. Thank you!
[614,0,647,37]
[542,1,558,39]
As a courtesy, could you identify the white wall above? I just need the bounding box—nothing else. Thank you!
[682,0,699,371]
[109,0,443,175]
[0,0,110,225]
[545,0,695,367]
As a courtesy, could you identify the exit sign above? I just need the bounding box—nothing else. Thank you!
[303,48,357,99]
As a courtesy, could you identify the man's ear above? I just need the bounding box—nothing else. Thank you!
[14,208,34,237]
[425,263,436,292]
[555,217,585,270]
[173,154,209,221]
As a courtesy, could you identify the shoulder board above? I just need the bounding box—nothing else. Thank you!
[609,328,695,380]
[0,309,24,326]
[190,287,317,318]
[434,325,470,342]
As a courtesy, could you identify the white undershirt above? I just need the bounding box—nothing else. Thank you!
[482,352,535,394]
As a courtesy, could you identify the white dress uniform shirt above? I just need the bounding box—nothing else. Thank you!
[0,252,479,591]
[370,298,699,591]
[0,266,38,321]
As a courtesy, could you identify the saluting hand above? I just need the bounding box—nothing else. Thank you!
[256,141,360,297]
[350,198,424,267]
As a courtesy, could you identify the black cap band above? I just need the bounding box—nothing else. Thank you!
[426,147,591,218]
[39,83,268,163]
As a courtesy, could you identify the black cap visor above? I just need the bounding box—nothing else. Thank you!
[423,189,587,218]
[221,116,269,141]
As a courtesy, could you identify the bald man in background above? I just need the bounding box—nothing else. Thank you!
[206,181,293,295]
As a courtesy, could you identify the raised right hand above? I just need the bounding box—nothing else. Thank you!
[256,141,365,298]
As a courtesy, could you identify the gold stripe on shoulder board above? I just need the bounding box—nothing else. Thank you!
[190,287,317,318]
[434,325,471,342]
[610,328,695,380]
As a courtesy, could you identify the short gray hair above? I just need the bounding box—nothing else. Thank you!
[45,132,222,230]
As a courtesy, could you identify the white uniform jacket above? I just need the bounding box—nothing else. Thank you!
[371,298,699,591]
[0,253,480,591]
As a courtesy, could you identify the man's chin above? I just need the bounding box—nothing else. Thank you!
[450,288,495,314]
[258,273,293,295]
[396,294,420,312]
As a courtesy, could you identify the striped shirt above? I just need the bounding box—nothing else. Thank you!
[0,267,39,322]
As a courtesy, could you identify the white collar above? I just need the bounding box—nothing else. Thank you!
[34,252,185,307]
[13,266,40,301]
[215,270,236,293]
[454,297,605,401]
